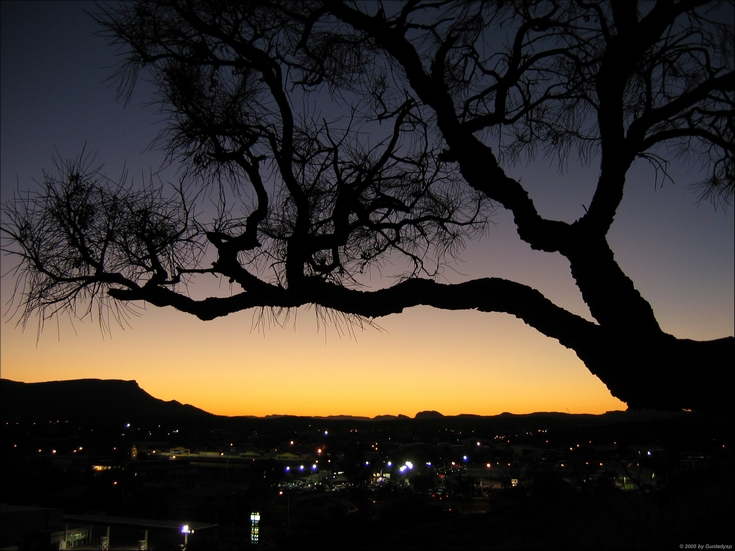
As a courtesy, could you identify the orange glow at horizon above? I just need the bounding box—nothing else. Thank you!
[0,303,626,418]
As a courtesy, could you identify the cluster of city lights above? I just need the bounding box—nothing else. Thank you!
[398,461,414,473]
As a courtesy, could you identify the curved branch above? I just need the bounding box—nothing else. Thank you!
[110,274,598,347]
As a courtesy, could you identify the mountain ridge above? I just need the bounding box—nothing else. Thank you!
[1,378,671,424]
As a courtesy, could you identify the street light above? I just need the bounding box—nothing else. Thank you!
[181,524,193,550]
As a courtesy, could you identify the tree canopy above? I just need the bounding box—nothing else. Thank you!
[2,0,733,414]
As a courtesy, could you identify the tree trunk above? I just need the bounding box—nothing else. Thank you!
[577,332,733,416]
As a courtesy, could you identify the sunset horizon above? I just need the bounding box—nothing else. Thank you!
[1,375,633,420]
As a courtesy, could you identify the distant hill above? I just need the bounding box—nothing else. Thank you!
[373,414,411,421]
[0,378,214,421]
[415,410,445,420]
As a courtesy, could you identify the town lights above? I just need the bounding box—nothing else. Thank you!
[250,512,261,545]
[399,461,414,474]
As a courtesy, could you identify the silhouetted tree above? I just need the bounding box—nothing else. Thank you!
[2,1,733,414]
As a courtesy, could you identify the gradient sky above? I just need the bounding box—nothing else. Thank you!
[1,1,733,418]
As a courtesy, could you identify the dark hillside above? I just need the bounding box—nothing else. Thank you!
[0,378,213,421]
